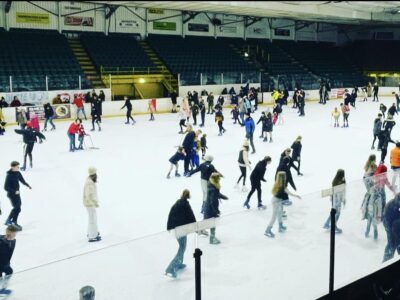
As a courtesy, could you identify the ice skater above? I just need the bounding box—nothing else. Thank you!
[244,114,256,154]
[67,119,80,152]
[215,108,226,136]
[382,194,400,262]
[121,96,136,125]
[231,105,241,125]
[388,103,398,118]
[167,147,185,179]
[264,171,301,238]
[83,167,101,243]
[380,103,387,118]
[331,107,340,128]
[90,103,101,132]
[235,140,251,192]
[263,112,273,142]
[77,120,87,150]
[4,161,32,231]
[43,102,56,131]
[257,112,267,139]
[276,148,302,197]
[190,137,201,170]
[165,189,196,278]
[373,83,379,102]
[200,134,207,159]
[243,156,272,210]
[148,99,155,121]
[340,103,350,127]
[198,98,206,127]
[191,102,199,126]
[323,169,346,234]
[178,106,187,134]
[291,136,303,175]
[14,121,46,171]
[0,224,19,297]
[371,113,383,150]
[73,94,87,120]
[203,172,228,245]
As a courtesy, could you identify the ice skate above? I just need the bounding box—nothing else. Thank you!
[257,203,266,210]
[165,270,177,278]
[175,172,181,177]
[374,228,378,240]
[371,146,375,150]
[335,227,343,234]
[198,230,208,236]
[264,227,275,238]
[243,200,250,209]
[279,223,287,232]
[12,223,22,231]
[282,200,292,206]
[0,288,12,297]
[177,264,186,270]
[218,133,222,136]
[241,186,248,192]
[209,236,221,245]
[88,235,102,242]
[263,137,268,142]
[269,138,273,143]
[166,173,171,179]
[125,122,129,124]
[4,219,12,226]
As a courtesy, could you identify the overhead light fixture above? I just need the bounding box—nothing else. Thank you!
[139,78,145,83]
[244,52,249,57]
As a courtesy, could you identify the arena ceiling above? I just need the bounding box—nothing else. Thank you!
[90,1,400,25]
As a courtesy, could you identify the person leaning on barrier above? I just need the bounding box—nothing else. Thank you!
[165,189,196,278]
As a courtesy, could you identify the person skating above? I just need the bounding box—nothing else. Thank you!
[83,167,101,243]
[373,83,379,102]
[383,114,396,142]
[191,102,199,126]
[200,134,208,159]
[67,119,80,152]
[372,113,383,150]
[235,140,251,192]
[207,92,214,114]
[170,90,178,113]
[323,169,346,234]
[120,96,136,125]
[182,126,201,176]
[291,136,303,175]
[388,103,398,118]
[380,103,387,119]
[190,137,201,170]
[0,224,19,296]
[231,105,241,125]
[14,122,46,171]
[340,103,350,127]
[298,91,305,116]
[393,91,400,110]
[215,108,226,136]
[177,106,187,134]
[148,99,156,121]
[16,108,27,130]
[331,107,340,128]
[73,94,87,120]
[203,172,228,244]
[43,102,56,131]
[165,189,196,278]
[77,120,87,150]
[167,147,185,179]
[382,194,400,262]
[90,103,101,132]
[243,156,272,210]
[272,103,283,125]
[189,155,220,217]
[198,98,206,127]
[379,130,395,163]
[264,112,273,142]
[363,154,377,191]
[3,161,32,231]
[244,114,256,154]
[264,171,301,238]
[257,112,267,139]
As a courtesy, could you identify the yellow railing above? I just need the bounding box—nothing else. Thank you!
[100,66,169,76]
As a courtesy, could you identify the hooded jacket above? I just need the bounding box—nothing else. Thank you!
[167,198,196,230]
[83,177,98,208]
[203,174,228,219]
[4,170,30,194]
[14,128,45,145]
[250,160,267,183]
[189,161,218,181]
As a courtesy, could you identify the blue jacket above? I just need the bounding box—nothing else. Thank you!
[383,196,400,230]
[245,118,255,135]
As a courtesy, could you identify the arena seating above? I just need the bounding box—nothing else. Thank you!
[0,29,90,92]
[147,34,258,85]
[81,33,154,71]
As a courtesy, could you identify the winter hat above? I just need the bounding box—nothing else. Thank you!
[204,155,214,162]
[88,167,97,176]
[26,121,32,128]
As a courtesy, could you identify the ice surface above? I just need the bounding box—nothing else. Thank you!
[1,97,399,299]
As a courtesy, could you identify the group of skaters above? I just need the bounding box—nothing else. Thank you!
[164,83,400,279]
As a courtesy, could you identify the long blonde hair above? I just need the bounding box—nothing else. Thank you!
[364,154,376,172]
[272,171,286,196]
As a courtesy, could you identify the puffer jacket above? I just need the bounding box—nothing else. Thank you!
[373,118,382,135]
[203,178,228,219]
[83,177,98,208]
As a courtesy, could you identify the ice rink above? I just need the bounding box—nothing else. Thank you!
[1,96,400,299]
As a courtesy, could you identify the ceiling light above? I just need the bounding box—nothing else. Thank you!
[139,78,145,83]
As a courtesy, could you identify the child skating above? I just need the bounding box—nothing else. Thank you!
[167,147,185,179]
[332,107,340,127]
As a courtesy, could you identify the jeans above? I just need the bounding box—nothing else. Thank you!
[44,116,56,129]
[268,197,283,228]
[68,133,76,151]
[7,193,21,224]
[77,107,87,120]
[383,221,396,262]
[86,207,99,239]
[166,236,187,274]
[246,133,255,153]
[201,179,208,213]
[0,265,13,290]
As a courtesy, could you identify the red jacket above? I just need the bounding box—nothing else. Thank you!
[78,125,86,137]
[68,122,79,134]
[374,164,392,189]
[73,96,84,108]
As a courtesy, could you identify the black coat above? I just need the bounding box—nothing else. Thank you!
[169,152,185,164]
[170,92,177,104]
[14,128,45,145]
[182,131,196,151]
[291,141,302,161]
[250,160,267,183]
[189,161,217,180]
[389,106,398,116]
[383,198,400,231]
[0,99,9,109]
[0,235,15,268]
[92,100,101,116]
[167,198,196,230]
[204,183,228,219]
[43,103,54,118]
[121,99,132,110]
[4,170,30,194]
[276,155,298,190]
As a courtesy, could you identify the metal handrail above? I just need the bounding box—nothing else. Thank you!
[100,65,167,75]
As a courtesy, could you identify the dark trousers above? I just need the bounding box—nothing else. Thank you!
[200,111,205,126]
[207,102,214,114]
[179,119,186,132]
[193,113,197,125]
[0,265,13,277]
[126,109,135,123]
[184,149,191,173]
[246,181,262,205]
[217,121,225,134]
[293,159,301,173]
[237,166,247,185]
[372,134,378,148]
[373,92,379,101]
[381,148,388,163]
[246,133,255,153]
[23,143,34,168]
[7,193,21,224]
[382,221,400,262]
[44,116,56,130]
[91,116,101,130]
